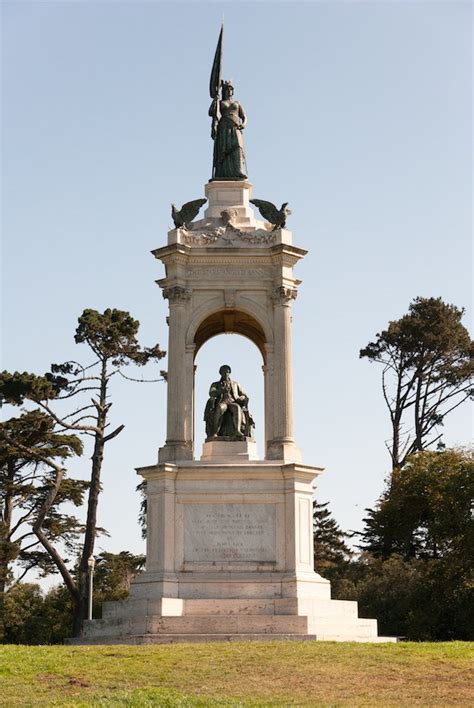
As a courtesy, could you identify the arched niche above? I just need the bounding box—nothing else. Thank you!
[192,309,268,362]
[190,306,271,457]
[193,332,265,457]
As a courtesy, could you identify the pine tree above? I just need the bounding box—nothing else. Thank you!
[360,297,472,471]
[0,307,165,636]
[0,411,84,642]
[313,500,352,572]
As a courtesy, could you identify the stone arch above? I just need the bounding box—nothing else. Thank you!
[187,300,272,363]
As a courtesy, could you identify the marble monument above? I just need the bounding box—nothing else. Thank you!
[72,28,396,644]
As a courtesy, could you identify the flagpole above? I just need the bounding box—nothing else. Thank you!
[209,24,224,179]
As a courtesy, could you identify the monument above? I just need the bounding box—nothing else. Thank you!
[74,28,396,644]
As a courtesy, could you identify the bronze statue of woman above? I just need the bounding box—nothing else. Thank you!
[209,80,248,181]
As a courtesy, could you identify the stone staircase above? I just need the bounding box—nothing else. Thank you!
[69,597,397,644]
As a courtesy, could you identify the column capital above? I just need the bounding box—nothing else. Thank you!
[162,285,191,302]
[272,285,298,304]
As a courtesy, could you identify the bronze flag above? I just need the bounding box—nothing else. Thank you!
[209,24,223,99]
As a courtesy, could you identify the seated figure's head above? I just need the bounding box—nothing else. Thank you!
[219,364,231,379]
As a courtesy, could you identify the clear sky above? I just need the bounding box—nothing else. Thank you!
[2,1,472,582]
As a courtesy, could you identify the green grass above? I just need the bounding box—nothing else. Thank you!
[0,641,472,706]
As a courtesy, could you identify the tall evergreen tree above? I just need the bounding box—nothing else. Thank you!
[360,297,472,471]
[0,308,165,636]
[313,500,352,572]
[0,411,83,642]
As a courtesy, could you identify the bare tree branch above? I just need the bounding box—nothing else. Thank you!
[103,425,125,444]
[35,401,100,434]
[32,460,79,602]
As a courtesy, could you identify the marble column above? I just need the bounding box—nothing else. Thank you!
[267,286,301,461]
[159,285,193,462]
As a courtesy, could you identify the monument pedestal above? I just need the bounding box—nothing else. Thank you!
[70,460,396,644]
[201,438,258,461]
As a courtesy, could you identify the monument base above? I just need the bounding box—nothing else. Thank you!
[71,594,396,644]
[201,438,258,462]
[68,460,397,644]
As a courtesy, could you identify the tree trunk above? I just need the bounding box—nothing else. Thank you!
[392,416,401,472]
[390,369,404,473]
[32,460,81,635]
[73,358,108,636]
[0,578,5,644]
[413,371,424,454]
[72,594,86,638]
[0,460,15,642]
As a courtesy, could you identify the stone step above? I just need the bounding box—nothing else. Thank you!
[102,597,360,620]
[87,602,395,644]
[312,617,377,629]
[315,633,398,643]
[83,613,308,638]
[84,614,383,641]
[148,614,308,635]
[183,598,360,618]
[293,599,359,620]
[309,617,378,639]
[68,632,397,646]
[183,598,286,616]
[68,633,319,645]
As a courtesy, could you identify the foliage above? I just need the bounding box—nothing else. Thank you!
[360,297,473,470]
[357,297,472,639]
[136,479,147,539]
[1,642,472,706]
[348,449,474,640]
[3,551,145,644]
[40,585,76,644]
[0,308,165,636]
[74,308,165,367]
[93,551,145,606]
[4,583,74,645]
[0,411,84,642]
[3,583,46,645]
[360,448,473,560]
[346,554,474,641]
[313,500,352,573]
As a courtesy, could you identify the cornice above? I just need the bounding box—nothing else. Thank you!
[151,244,191,260]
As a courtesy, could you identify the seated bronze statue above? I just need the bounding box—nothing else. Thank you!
[204,364,254,440]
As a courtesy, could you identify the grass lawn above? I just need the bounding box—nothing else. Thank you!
[0,641,472,706]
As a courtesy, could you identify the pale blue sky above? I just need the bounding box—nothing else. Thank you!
[2,1,472,576]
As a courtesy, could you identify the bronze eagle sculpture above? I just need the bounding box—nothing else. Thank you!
[171,198,207,229]
[249,199,291,231]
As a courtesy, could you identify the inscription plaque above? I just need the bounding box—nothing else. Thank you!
[183,503,276,562]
